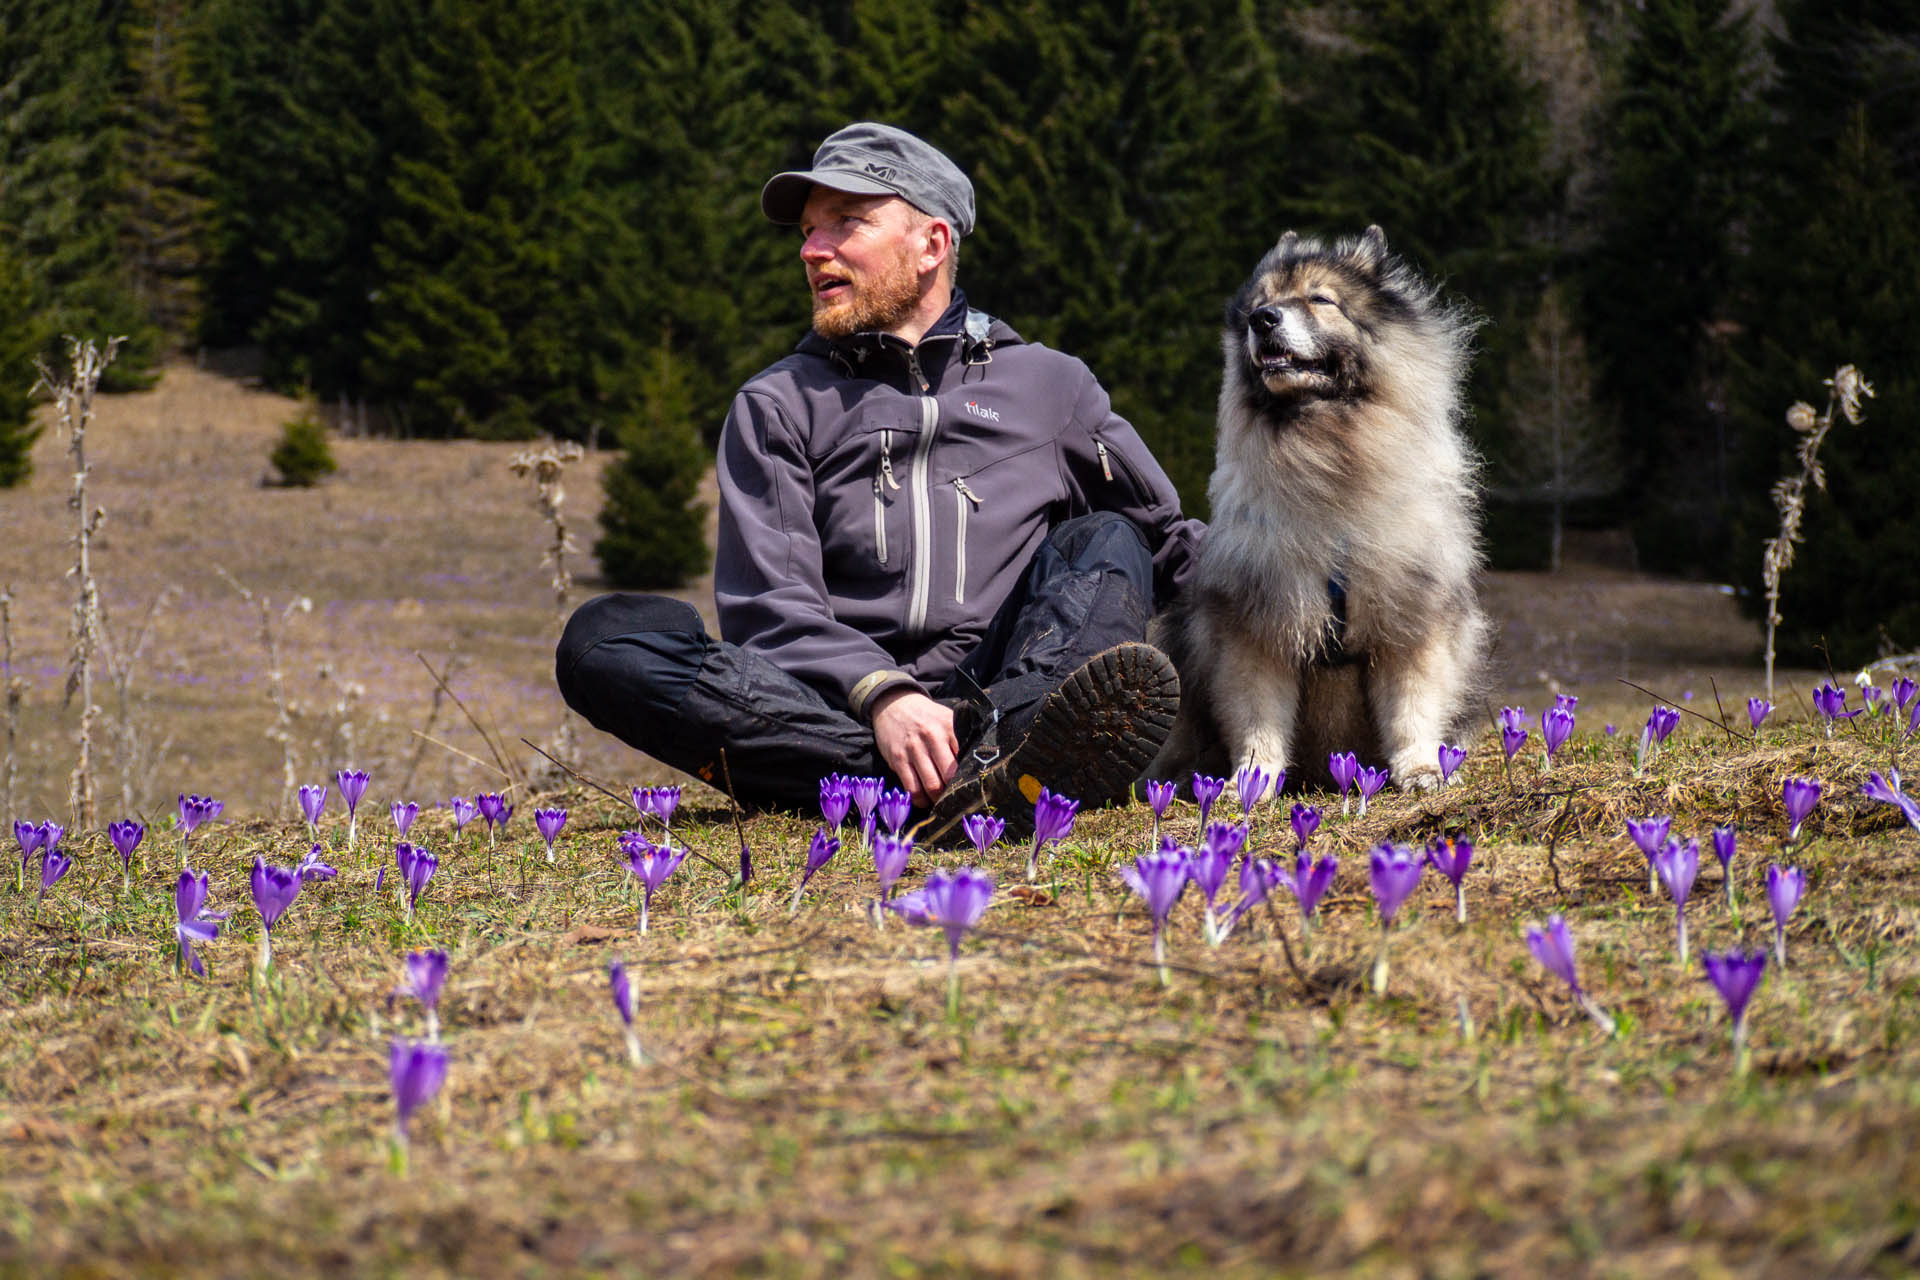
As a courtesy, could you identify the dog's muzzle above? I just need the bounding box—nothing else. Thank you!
[1246,306,1331,382]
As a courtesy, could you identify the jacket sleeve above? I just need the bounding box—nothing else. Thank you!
[714,389,922,718]
[1059,365,1208,606]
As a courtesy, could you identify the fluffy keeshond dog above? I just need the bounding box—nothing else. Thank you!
[1149,226,1492,790]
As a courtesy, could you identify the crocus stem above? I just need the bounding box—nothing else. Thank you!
[348,814,357,854]
[257,930,272,973]
[946,959,960,1022]
[1774,924,1787,969]
[1676,910,1689,965]
[1578,993,1618,1037]
[1300,913,1314,960]
[1371,927,1391,996]
[624,1027,644,1065]
[1649,861,1658,894]
[1203,906,1219,947]
[1342,796,1351,817]
[1026,840,1041,883]
[1725,876,1738,921]
[546,847,555,865]
[389,1131,409,1176]
[1153,928,1168,988]
[638,897,649,937]
[1455,884,1467,925]
[1149,815,1160,853]
[788,880,808,915]
[427,1009,440,1044]
[1732,1014,1750,1075]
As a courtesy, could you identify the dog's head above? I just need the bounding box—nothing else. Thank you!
[1225,226,1412,412]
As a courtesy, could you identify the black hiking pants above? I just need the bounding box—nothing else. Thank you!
[555,512,1156,810]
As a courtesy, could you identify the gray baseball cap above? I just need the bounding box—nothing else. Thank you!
[761,122,975,238]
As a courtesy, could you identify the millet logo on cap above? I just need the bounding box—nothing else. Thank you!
[864,162,898,180]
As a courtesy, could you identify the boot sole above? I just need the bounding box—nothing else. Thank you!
[921,643,1179,842]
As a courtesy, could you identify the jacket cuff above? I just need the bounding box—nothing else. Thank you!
[849,669,919,721]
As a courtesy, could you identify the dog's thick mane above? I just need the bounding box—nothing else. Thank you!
[1200,228,1483,662]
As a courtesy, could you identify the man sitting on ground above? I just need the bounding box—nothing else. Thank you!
[556,122,1204,835]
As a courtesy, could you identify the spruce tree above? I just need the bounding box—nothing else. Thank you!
[0,0,160,387]
[1583,0,1763,573]
[364,0,629,438]
[595,338,711,588]
[0,245,43,488]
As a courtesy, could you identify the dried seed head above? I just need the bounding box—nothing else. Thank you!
[1828,364,1874,424]
[1786,401,1817,432]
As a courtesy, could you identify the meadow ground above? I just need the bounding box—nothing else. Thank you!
[4,364,1916,1276]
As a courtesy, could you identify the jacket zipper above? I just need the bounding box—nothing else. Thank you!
[1096,439,1113,481]
[874,429,900,566]
[907,392,937,632]
[952,477,981,603]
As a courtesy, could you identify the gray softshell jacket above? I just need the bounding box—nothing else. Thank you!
[714,293,1206,720]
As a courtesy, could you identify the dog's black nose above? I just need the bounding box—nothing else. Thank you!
[1248,306,1281,335]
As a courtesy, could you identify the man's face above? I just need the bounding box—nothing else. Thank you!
[799,188,933,340]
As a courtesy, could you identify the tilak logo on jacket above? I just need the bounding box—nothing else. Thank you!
[964,400,1000,422]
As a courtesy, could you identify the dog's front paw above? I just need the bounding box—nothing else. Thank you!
[1394,766,1443,793]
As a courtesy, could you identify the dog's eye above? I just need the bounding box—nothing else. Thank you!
[1309,294,1336,307]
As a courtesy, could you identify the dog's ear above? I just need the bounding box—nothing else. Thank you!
[1354,225,1389,272]
[1274,230,1299,256]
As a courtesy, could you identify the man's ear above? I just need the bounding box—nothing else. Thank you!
[920,218,953,279]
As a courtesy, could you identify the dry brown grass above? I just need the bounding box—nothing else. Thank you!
[4,364,1911,1276]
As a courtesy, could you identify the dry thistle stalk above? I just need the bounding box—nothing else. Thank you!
[34,335,124,828]
[1763,363,1874,699]
[509,440,585,765]
[99,584,181,813]
[216,567,311,816]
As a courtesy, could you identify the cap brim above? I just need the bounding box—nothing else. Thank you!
[760,169,902,225]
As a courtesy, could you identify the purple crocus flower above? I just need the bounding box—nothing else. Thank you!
[335,769,369,850]
[298,783,328,836]
[1191,773,1226,827]
[389,1038,448,1151]
[1711,825,1738,910]
[534,807,568,863]
[1234,764,1272,815]
[1895,677,1918,714]
[1908,697,1920,740]
[108,819,144,886]
[1437,743,1467,784]
[174,868,228,978]
[1782,776,1821,841]
[394,842,438,923]
[1120,845,1192,985]
[1604,723,1618,736]
[1498,707,1527,764]
[608,957,643,1064]
[249,855,302,971]
[1425,836,1474,923]
[1525,914,1616,1034]
[36,846,72,909]
[1219,856,1280,942]
[1289,802,1321,850]
[1861,771,1920,832]
[449,796,479,842]
[1811,682,1850,734]
[1627,815,1673,893]
[820,775,853,830]
[963,813,1005,856]
[623,837,688,935]
[886,865,995,962]
[1540,706,1575,767]
[1190,823,1245,944]
[1282,850,1338,929]
[1702,948,1769,1071]
[391,801,420,838]
[1027,788,1080,882]
[630,785,653,817]
[851,776,884,844]
[176,795,220,865]
[392,949,450,1041]
[877,787,911,835]
[297,842,338,882]
[1652,836,1700,963]
[1354,765,1389,815]
[475,792,511,850]
[1328,753,1359,814]
[873,831,913,903]
[12,818,42,863]
[650,785,681,833]
[1145,778,1175,819]
[1367,842,1424,994]
[1636,706,1681,773]
[1766,863,1805,967]
[1554,693,1579,712]
[1862,684,1886,716]
[790,829,842,912]
[1747,697,1773,731]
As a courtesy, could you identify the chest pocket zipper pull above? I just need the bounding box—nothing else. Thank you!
[880,429,901,491]
[1096,439,1113,481]
[952,477,981,603]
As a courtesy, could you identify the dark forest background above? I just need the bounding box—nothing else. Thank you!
[1,0,1915,664]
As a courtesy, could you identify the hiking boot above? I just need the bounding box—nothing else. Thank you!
[919,642,1179,844]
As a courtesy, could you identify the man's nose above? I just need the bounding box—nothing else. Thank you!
[801,232,834,263]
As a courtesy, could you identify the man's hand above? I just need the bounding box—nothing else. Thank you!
[870,688,958,806]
